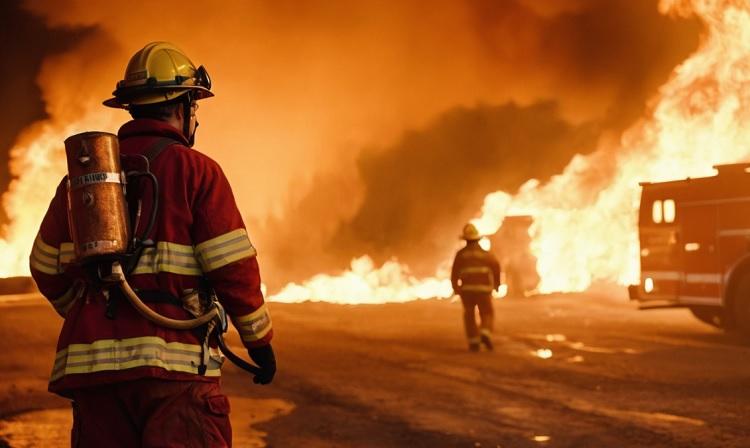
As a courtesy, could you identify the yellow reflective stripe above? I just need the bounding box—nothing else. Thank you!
[50,336,222,382]
[195,228,247,253]
[30,240,75,274]
[240,324,272,342]
[195,229,257,272]
[235,304,272,342]
[131,242,203,276]
[460,266,490,274]
[35,234,59,257]
[235,303,269,323]
[30,234,61,275]
[458,266,495,292]
[460,285,494,292]
[30,255,59,275]
[59,243,75,265]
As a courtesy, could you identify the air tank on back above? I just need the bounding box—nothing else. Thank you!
[64,131,130,264]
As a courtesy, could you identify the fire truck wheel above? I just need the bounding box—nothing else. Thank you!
[730,272,750,340]
[688,307,723,329]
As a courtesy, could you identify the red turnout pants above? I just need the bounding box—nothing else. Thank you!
[460,293,494,342]
[70,378,231,448]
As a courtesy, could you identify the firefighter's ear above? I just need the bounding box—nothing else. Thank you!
[173,103,185,121]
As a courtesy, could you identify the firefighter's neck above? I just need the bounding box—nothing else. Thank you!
[164,113,182,134]
[165,108,186,138]
[164,105,195,143]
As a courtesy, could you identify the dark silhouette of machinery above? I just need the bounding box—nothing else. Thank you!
[490,215,540,297]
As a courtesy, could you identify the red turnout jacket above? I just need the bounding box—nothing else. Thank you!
[451,241,501,296]
[30,119,273,396]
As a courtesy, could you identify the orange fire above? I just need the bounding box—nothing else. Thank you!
[3,0,748,303]
[0,102,119,277]
[270,256,453,303]
[473,0,750,293]
[272,0,750,300]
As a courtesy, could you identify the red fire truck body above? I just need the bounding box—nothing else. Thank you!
[629,163,750,332]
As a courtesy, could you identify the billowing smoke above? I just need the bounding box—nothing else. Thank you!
[258,102,601,288]
[2,1,699,287]
[0,1,92,227]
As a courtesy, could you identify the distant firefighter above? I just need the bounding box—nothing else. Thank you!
[30,42,275,447]
[451,223,501,351]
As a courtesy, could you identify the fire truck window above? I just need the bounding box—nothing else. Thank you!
[664,199,676,223]
[652,200,663,224]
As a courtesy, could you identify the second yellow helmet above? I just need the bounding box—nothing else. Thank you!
[461,223,482,241]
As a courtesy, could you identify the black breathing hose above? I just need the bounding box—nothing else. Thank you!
[216,333,263,375]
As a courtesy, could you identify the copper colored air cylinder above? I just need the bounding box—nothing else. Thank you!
[64,131,130,263]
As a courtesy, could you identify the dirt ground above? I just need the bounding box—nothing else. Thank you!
[0,291,749,447]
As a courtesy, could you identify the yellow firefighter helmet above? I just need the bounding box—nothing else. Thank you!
[103,42,214,109]
[461,223,482,241]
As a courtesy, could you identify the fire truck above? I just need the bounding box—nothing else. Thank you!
[629,163,750,336]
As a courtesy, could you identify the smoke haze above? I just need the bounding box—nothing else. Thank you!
[0,0,92,226]
[2,0,700,287]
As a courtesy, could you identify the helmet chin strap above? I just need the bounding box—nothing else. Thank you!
[182,93,196,147]
[189,121,199,147]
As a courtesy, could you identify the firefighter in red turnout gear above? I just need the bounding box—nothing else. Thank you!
[451,223,501,352]
[30,42,275,447]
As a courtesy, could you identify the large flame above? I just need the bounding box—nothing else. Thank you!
[3,0,749,304]
[271,0,750,301]
[0,114,118,277]
[270,256,453,303]
[473,0,750,293]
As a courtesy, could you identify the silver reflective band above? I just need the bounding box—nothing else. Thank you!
[69,172,122,189]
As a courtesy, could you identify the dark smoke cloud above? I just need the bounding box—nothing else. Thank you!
[341,102,598,262]
[257,102,600,288]
[466,0,702,130]
[254,0,701,290]
[0,0,93,227]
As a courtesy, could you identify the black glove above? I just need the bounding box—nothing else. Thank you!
[248,344,276,385]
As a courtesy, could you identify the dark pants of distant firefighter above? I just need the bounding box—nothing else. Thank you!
[70,379,231,448]
[460,292,494,344]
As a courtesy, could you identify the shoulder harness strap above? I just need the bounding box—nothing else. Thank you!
[119,137,180,277]
[144,137,180,162]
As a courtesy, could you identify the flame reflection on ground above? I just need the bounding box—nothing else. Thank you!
[534,348,553,359]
